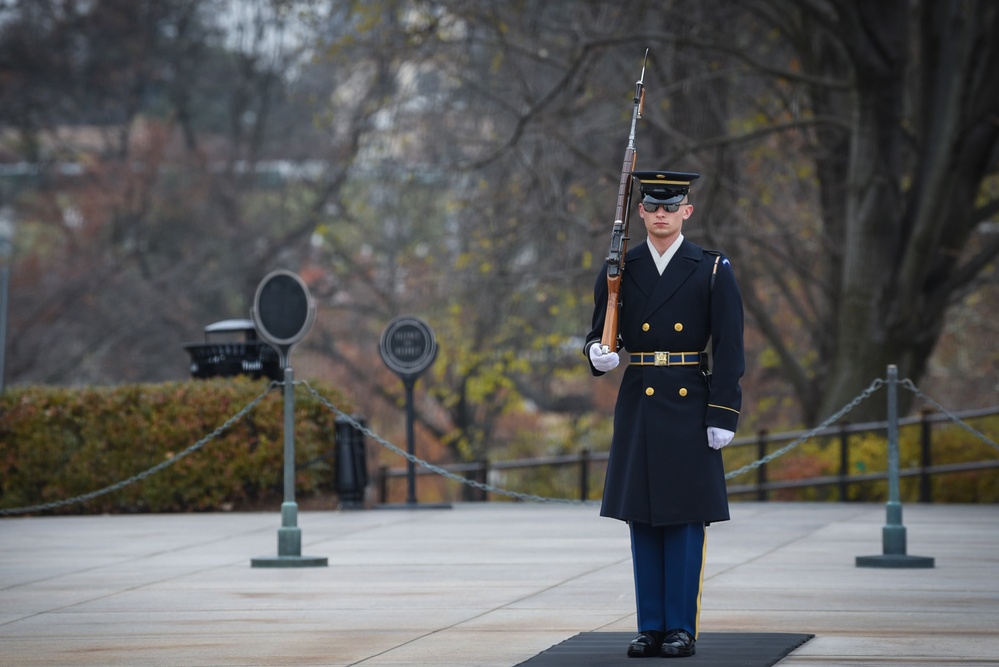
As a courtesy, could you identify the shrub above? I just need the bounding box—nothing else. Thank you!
[0,377,354,514]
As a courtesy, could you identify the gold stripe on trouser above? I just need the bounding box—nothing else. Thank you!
[695,526,707,640]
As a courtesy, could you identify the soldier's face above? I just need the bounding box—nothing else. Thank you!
[640,198,691,242]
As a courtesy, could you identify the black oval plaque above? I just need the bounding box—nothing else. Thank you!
[379,316,437,379]
[252,270,315,347]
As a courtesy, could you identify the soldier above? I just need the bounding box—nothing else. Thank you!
[584,171,745,658]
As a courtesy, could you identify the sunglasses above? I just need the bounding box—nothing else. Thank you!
[641,201,686,213]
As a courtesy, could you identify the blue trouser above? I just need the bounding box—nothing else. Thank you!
[629,521,706,638]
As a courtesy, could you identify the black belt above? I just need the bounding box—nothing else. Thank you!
[629,351,705,367]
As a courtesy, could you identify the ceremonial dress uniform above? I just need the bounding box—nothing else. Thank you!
[585,170,745,658]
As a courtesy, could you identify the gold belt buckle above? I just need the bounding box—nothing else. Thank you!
[654,351,670,367]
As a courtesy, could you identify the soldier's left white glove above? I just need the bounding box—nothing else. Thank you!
[707,427,735,450]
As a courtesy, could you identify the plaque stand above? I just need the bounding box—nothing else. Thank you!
[249,271,328,568]
[377,316,450,510]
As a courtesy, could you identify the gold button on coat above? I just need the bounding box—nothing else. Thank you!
[642,323,650,331]
[674,323,683,331]
[645,387,655,396]
[679,387,688,397]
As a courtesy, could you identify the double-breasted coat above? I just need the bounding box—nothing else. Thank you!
[585,238,745,526]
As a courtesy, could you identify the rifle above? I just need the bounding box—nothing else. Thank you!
[601,49,648,353]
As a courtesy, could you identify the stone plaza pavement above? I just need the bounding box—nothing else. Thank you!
[1,502,997,666]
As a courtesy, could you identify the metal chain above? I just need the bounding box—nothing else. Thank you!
[0,382,278,516]
[900,378,999,454]
[300,381,587,504]
[724,377,885,480]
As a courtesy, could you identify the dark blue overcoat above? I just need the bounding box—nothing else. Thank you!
[585,239,745,526]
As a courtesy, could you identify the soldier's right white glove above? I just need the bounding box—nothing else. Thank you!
[588,344,620,372]
[707,427,735,450]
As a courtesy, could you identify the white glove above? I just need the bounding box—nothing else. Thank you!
[588,344,620,372]
[707,427,735,450]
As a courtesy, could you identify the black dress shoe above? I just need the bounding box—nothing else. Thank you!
[661,629,696,657]
[627,630,665,658]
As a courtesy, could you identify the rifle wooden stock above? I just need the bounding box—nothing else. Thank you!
[601,274,622,351]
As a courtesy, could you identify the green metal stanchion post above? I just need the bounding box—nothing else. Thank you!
[252,368,327,568]
[856,364,934,568]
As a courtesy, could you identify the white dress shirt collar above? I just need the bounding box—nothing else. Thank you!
[647,234,684,275]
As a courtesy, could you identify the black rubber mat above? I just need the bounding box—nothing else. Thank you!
[514,632,814,666]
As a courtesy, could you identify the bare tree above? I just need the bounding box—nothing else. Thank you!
[714,0,999,422]
[0,0,384,384]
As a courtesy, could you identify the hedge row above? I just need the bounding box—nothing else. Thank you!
[0,377,355,514]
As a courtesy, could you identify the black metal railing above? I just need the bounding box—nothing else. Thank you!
[375,406,999,504]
